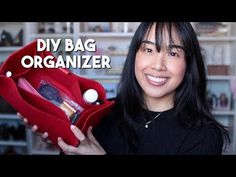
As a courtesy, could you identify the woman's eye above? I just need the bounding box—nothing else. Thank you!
[170,52,176,56]
[168,51,179,58]
[144,48,153,53]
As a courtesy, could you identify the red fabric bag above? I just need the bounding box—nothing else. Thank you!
[0,40,115,147]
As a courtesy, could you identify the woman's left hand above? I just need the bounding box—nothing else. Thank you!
[57,125,106,155]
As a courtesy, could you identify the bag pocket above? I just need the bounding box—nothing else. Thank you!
[18,86,69,122]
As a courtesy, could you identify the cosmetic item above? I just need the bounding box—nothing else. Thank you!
[70,89,99,124]
[38,83,77,119]
[17,78,42,97]
[83,89,98,104]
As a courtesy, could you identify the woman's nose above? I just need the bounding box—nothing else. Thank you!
[151,53,166,71]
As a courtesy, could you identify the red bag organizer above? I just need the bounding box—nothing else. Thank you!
[0,40,115,147]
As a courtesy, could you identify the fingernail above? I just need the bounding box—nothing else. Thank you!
[58,137,61,141]
[70,125,76,129]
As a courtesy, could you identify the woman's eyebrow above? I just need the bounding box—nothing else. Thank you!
[141,40,185,52]
[168,44,185,51]
[141,40,156,45]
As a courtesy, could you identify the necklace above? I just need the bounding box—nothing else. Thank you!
[144,112,161,128]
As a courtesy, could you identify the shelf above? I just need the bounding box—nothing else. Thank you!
[0,114,20,120]
[79,32,134,38]
[78,75,121,80]
[30,150,60,155]
[198,36,236,42]
[29,33,73,39]
[106,52,128,56]
[212,110,235,116]
[29,33,134,39]
[0,140,27,146]
[0,46,22,52]
[207,75,233,81]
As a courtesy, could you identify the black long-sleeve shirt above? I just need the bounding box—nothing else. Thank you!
[93,107,224,155]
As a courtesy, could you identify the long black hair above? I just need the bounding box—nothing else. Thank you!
[114,22,229,150]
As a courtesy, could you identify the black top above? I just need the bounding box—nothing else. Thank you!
[93,107,223,155]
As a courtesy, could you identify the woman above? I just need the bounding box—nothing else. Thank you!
[27,22,230,154]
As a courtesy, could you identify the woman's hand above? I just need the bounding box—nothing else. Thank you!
[17,112,49,141]
[57,125,106,155]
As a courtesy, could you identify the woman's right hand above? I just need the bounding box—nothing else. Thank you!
[17,112,49,141]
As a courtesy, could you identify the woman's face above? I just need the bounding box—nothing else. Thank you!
[135,24,186,111]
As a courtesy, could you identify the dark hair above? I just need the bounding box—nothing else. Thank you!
[115,22,229,150]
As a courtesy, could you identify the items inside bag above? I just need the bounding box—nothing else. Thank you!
[17,77,85,124]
